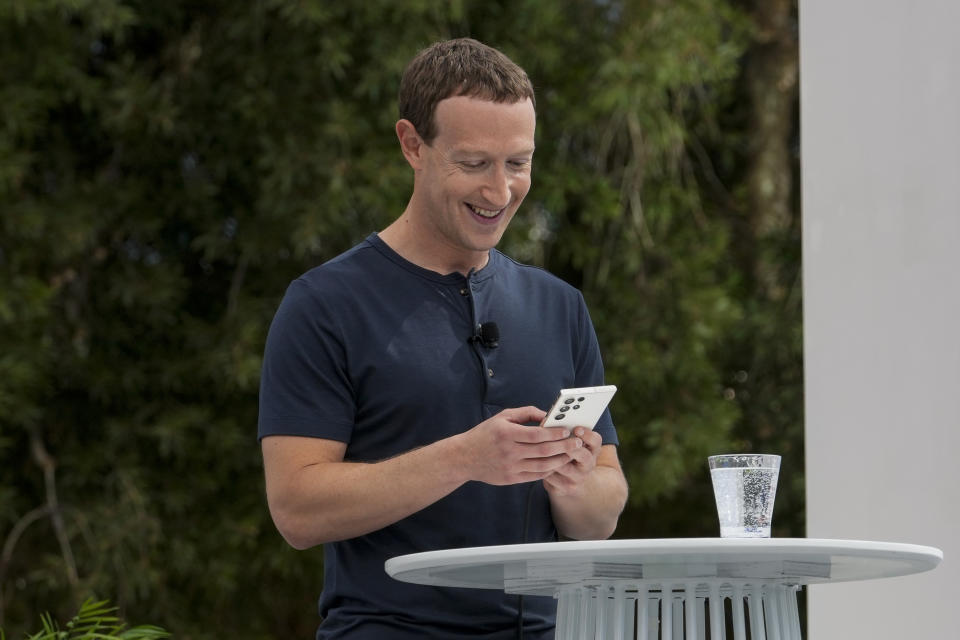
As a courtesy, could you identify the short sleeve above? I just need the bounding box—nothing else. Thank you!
[573,293,619,446]
[257,278,356,442]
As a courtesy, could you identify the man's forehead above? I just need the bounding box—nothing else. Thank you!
[432,96,536,144]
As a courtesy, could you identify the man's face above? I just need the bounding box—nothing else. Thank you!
[414,95,536,261]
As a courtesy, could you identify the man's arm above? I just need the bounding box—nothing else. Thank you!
[262,406,583,549]
[543,429,628,540]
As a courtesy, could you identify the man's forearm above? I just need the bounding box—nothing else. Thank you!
[268,438,470,549]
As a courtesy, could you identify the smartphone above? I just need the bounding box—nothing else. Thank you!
[541,385,617,429]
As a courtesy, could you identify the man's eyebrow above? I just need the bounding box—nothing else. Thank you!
[452,146,536,156]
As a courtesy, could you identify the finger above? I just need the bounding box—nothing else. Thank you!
[521,452,576,474]
[564,445,594,469]
[512,424,572,444]
[542,467,581,493]
[542,472,563,492]
[556,444,598,477]
[500,406,548,425]
[517,469,566,484]
[572,428,602,452]
[521,438,579,462]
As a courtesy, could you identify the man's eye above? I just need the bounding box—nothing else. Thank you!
[461,161,485,169]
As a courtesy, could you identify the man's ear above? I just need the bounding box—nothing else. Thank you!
[396,119,426,170]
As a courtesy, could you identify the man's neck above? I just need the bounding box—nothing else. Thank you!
[378,215,489,276]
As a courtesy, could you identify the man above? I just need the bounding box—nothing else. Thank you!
[258,38,628,639]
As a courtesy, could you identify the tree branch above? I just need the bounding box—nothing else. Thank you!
[0,504,52,626]
[29,430,79,588]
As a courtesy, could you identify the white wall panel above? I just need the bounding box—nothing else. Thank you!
[801,0,960,637]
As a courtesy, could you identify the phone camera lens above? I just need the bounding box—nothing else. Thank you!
[577,397,585,402]
[572,405,580,410]
[563,398,575,405]
[554,414,565,420]
[559,406,569,412]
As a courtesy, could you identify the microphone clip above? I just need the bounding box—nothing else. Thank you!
[470,322,500,349]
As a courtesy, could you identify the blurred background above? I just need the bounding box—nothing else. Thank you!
[0,0,801,637]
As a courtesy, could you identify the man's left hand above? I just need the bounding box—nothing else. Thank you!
[542,426,602,497]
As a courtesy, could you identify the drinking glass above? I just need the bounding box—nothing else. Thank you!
[708,454,781,538]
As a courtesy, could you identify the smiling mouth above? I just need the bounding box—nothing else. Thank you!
[466,203,504,219]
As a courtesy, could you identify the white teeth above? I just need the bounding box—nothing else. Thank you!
[468,204,501,218]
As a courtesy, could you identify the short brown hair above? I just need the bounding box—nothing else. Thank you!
[398,38,536,144]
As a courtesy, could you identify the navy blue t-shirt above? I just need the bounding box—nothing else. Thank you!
[258,234,618,639]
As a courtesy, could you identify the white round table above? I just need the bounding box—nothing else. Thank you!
[386,538,942,640]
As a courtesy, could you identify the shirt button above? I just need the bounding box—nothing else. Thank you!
[459,287,469,296]
[488,368,494,377]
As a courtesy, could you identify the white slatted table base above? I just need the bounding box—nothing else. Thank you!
[552,581,802,640]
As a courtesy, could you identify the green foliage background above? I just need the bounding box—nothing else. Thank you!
[1,1,801,637]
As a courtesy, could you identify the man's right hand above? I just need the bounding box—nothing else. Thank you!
[454,406,583,486]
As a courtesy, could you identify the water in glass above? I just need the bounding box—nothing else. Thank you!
[710,466,779,537]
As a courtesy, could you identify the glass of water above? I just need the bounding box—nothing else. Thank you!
[708,454,781,538]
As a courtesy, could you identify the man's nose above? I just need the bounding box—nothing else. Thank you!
[481,165,511,209]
